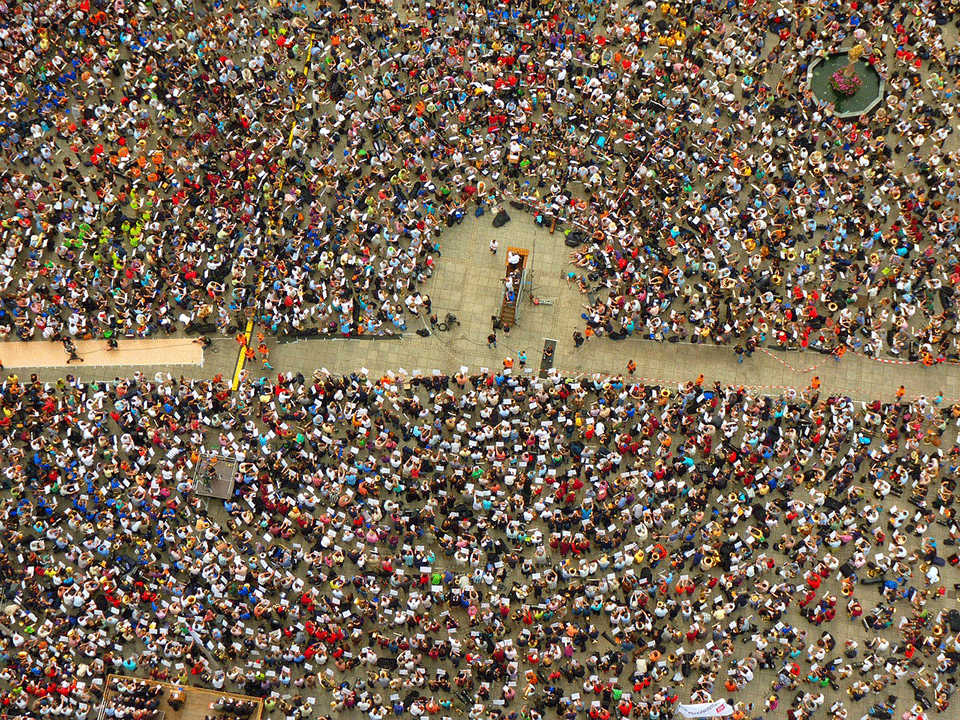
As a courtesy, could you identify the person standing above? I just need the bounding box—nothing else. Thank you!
[258,340,274,370]
[487,332,497,348]
[63,337,84,364]
[626,359,636,375]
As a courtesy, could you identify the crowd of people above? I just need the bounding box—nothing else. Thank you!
[560,0,960,362]
[102,678,164,720]
[210,695,259,717]
[0,366,956,720]
[4,1,960,720]
[0,0,958,356]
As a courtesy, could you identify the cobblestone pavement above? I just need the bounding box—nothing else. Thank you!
[18,210,960,407]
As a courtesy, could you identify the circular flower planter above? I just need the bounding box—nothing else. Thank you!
[806,53,884,119]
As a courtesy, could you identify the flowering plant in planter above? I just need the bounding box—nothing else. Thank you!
[830,68,862,96]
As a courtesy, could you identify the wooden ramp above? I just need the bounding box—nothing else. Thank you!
[177,684,262,720]
[102,675,263,720]
[498,247,529,329]
[0,338,203,369]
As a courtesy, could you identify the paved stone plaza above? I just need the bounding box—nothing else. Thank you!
[2,1,960,719]
[13,210,960,406]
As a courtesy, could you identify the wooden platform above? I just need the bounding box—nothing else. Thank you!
[0,338,203,369]
[177,684,262,720]
[102,675,263,720]
[194,452,239,500]
[498,247,529,329]
[505,247,529,265]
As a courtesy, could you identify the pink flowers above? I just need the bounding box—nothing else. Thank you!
[830,68,863,97]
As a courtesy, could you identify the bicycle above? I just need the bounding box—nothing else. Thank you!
[436,312,461,332]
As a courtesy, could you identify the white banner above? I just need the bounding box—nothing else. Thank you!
[677,700,734,718]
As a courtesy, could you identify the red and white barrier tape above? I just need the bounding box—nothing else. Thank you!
[848,348,917,366]
[758,347,828,373]
[550,370,813,397]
